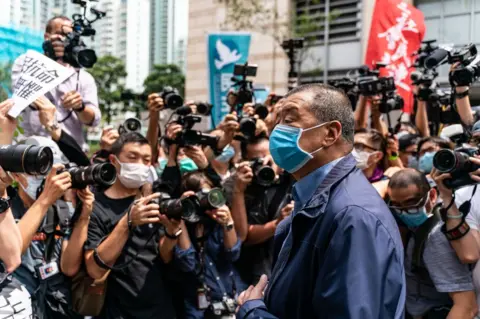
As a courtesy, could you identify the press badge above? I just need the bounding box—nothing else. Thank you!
[37,261,59,280]
[197,288,209,310]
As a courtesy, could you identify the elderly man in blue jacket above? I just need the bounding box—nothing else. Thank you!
[236,83,405,319]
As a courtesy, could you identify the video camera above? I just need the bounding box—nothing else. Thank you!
[448,44,480,86]
[118,118,142,135]
[249,158,276,187]
[59,163,117,189]
[0,145,53,175]
[413,40,449,70]
[172,115,219,148]
[329,77,358,110]
[433,148,479,189]
[151,183,226,223]
[44,0,105,68]
[231,63,257,106]
[175,101,213,117]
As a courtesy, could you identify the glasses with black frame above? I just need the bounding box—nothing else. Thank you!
[388,190,430,216]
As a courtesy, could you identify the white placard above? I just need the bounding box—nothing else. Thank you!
[8,50,75,118]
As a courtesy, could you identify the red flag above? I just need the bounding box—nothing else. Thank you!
[365,0,425,114]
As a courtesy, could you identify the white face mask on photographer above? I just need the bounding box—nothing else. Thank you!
[115,156,150,189]
[22,176,44,200]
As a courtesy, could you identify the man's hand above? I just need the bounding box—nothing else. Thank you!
[234,162,253,193]
[468,156,480,183]
[49,34,66,59]
[242,103,255,117]
[33,96,57,128]
[255,118,268,137]
[184,146,208,169]
[100,127,119,151]
[62,91,83,110]
[166,123,182,141]
[206,205,234,227]
[237,274,268,309]
[77,188,94,218]
[277,201,294,223]
[0,167,13,196]
[0,99,17,144]
[431,168,453,203]
[386,136,399,157]
[39,164,72,206]
[129,193,162,227]
[217,113,239,149]
[147,93,164,113]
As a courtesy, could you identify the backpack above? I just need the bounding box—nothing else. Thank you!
[70,265,109,316]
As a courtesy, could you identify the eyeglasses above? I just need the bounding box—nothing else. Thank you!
[388,192,429,215]
[353,142,378,153]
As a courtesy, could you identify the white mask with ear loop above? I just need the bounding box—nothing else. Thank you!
[352,149,373,169]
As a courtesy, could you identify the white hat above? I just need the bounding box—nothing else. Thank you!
[23,136,68,165]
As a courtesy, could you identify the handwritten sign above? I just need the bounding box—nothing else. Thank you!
[8,50,75,118]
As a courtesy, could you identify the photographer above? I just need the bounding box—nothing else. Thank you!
[225,134,293,285]
[388,169,477,318]
[84,132,176,319]
[11,16,101,147]
[173,171,245,318]
[417,136,453,174]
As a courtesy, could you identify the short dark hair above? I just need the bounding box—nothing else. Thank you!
[241,133,269,160]
[111,132,149,156]
[355,128,387,154]
[417,136,453,153]
[181,171,213,193]
[388,168,431,195]
[45,16,71,33]
[285,83,355,143]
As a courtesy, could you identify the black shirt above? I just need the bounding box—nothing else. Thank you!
[85,192,175,319]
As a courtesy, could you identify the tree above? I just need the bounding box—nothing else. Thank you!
[143,64,185,97]
[0,61,13,102]
[90,55,127,123]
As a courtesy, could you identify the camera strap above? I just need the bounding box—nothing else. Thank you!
[458,185,477,217]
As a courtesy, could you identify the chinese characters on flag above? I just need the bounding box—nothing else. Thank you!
[365,0,426,114]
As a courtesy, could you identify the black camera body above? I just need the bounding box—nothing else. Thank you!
[358,76,396,96]
[433,148,480,189]
[161,86,184,109]
[59,163,117,189]
[448,43,477,65]
[174,115,219,148]
[208,297,236,318]
[118,118,142,135]
[232,63,257,106]
[250,158,276,187]
[379,94,404,114]
[448,44,480,86]
[0,145,53,175]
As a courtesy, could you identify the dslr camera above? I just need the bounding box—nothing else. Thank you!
[121,86,184,110]
[237,103,269,139]
[175,101,213,117]
[118,118,142,135]
[59,163,117,189]
[151,183,226,223]
[249,158,276,187]
[433,148,479,189]
[208,297,236,318]
[172,115,219,148]
[43,0,105,68]
[0,145,53,175]
[449,44,480,86]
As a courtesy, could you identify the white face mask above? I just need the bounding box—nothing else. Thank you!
[22,176,44,200]
[115,156,150,189]
[352,149,372,170]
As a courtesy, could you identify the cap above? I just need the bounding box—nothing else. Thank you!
[23,136,68,165]
[398,134,420,152]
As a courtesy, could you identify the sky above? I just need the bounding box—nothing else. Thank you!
[174,0,189,42]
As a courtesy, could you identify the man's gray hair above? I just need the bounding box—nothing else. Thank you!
[285,83,354,143]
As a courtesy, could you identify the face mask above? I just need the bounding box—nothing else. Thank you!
[407,155,418,169]
[396,206,429,228]
[179,158,198,175]
[22,176,44,200]
[116,157,150,189]
[215,145,235,163]
[419,151,436,173]
[269,123,329,173]
[352,149,372,170]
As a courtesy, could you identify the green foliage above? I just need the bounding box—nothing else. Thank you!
[0,61,13,101]
[143,64,185,96]
[89,55,127,115]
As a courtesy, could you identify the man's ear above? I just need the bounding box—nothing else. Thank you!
[430,187,438,204]
[109,154,117,165]
[372,151,384,164]
[324,121,342,146]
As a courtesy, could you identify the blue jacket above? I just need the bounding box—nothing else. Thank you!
[237,154,406,319]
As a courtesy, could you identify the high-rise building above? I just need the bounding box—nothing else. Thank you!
[174,38,187,74]
[0,0,44,31]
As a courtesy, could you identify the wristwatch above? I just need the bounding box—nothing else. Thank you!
[44,118,59,133]
[165,228,182,239]
[74,102,86,113]
[0,197,11,214]
[224,222,234,231]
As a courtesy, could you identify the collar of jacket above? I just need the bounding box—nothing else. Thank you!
[296,153,357,218]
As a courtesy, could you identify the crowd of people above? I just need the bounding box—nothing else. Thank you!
[2,15,480,319]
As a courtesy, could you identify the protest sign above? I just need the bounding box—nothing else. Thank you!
[8,50,75,118]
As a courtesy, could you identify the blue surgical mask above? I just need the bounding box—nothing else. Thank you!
[269,123,329,173]
[215,145,235,163]
[179,158,198,175]
[396,206,429,228]
[408,155,418,169]
[419,151,436,173]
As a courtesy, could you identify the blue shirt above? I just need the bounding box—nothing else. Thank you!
[292,157,344,209]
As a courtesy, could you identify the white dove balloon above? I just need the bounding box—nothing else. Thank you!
[214,39,242,70]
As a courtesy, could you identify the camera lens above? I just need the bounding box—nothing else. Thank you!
[255,165,275,187]
[160,199,184,220]
[239,117,256,138]
[0,145,53,175]
[76,48,97,68]
[254,104,269,120]
[196,102,213,116]
[181,198,198,220]
[125,118,141,132]
[165,93,184,109]
[68,163,117,189]
[433,149,468,173]
[206,188,226,208]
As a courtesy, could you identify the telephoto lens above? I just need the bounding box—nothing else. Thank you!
[195,101,213,116]
[0,145,53,175]
[254,103,269,120]
[433,149,480,189]
[161,86,184,109]
[157,196,197,221]
[250,158,276,187]
[63,163,117,189]
[239,117,257,139]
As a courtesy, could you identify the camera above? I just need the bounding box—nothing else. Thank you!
[250,158,276,187]
[231,63,258,106]
[161,86,184,109]
[118,118,142,135]
[448,44,480,86]
[208,297,236,318]
[43,0,105,68]
[433,148,479,189]
[175,101,213,117]
[185,188,227,223]
[0,145,53,175]
[59,163,117,189]
[379,94,404,114]
[237,103,269,139]
[358,76,396,96]
[413,40,448,70]
[330,78,358,110]
[448,43,477,65]
[173,115,219,148]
